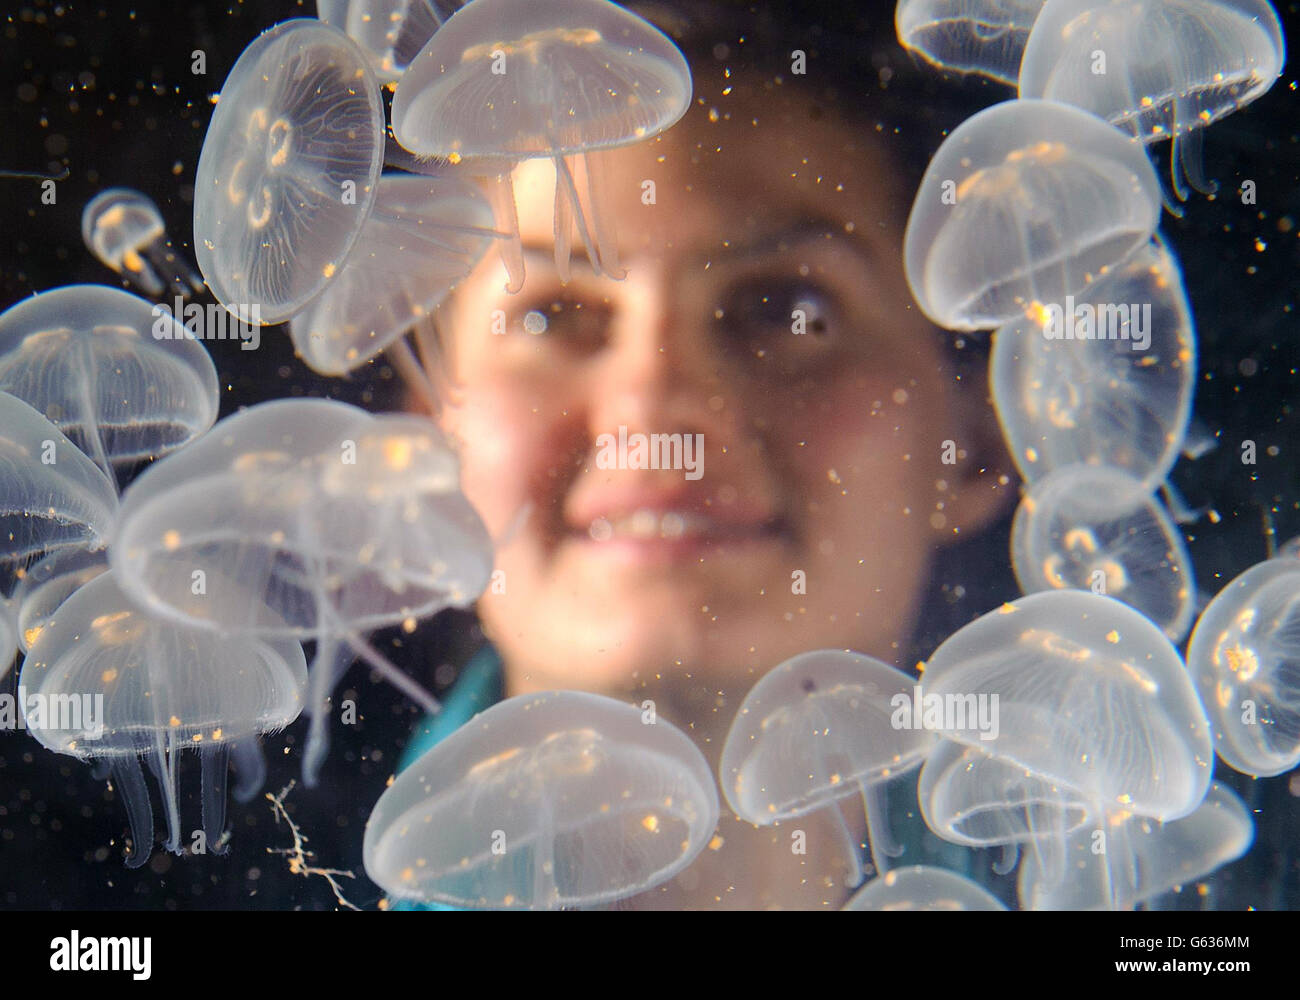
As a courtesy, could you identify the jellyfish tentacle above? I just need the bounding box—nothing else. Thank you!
[387,336,439,414]
[343,629,441,716]
[302,634,351,788]
[153,726,184,855]
[200,742,230,854]
[552,153,602,280]
[73,339,118,491]
[581,149,626,280]
[111,752,155,869]
[487,172,526,293]
[229,738,267,803]
[1177,119,1217,198]
[992,840,1019,876]
[553,159,575,285]
[860,777,904,877]
[532,798,556,908]
[827,796,864,887]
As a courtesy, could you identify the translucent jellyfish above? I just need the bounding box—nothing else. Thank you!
[1018,782,1253,910]
[12,547,109,652]
[19,572,307,868]
[895,0,1048,85]
[1020,0,1286,208]
[82,187,204,298]
[920,591,1213,824]
[1187,557,1300,777]
[0,285,220,489]
[315,0,446,82]
[1273,534,1300,561]
[1011,464,1195,641]
[0,391,118,596]
[392,0,693,287]
[194,19,385,324]
[109,398,492,785]
[364,690,719,908]
[843,863,1008,911]
[903,98,1161,331]
[287,174,496,401]
[719,650,937,887]
[0,598,15,680]
[991,239,1197,491]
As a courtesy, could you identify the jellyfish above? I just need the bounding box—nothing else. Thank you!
[0,598,15,681]
[1011,463,1196,641]
[903,99,1162,331]
[315,0,446,82]
[363,689,719,908]
[843,863,1008,911]
[0,285,220,490]
[0,391,118,597]
[991,239,1197,492]
[109,398,493,786]
[287,173,497,406]
[719,650,937,888]
[895,0,1048,86]
[1019,0,1286,211]
[19,571,307,868]
[12,547,109,652]
[1187,557,1300,777]
[193,19,386,325]
[82,187,205,299]
[1018,783,1253,910]
[391,0,693,288]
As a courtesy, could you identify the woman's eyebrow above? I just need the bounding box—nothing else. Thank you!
[688,218,879,270]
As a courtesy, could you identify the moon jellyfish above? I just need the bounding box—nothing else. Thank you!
[903,99,1161,331]
[315,0,446,82]
[392,0,692,287]
[0,392,118,596]
[1019,782,1252,910]
[0,285,220,489]
[894,0,1047,86]
[1020,0,1286,209]
[19,572,306,868]
[991,240,1196,491]
[1011,464,1195,641]
[364,690,718,908]
[194,19,385,324]
[12,547,109,652]
[287,174,496,403]
[109,398,492,786]
[1187,557,1300,777]
[82,187,204,298]
[719,650,937,887]
[843,863,1008,911]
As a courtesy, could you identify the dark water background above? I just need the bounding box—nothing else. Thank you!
[0,0,1297,909]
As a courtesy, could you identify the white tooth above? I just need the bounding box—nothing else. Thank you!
[589,517,613,542]
[660,512,686,539]
[629,509,659,538]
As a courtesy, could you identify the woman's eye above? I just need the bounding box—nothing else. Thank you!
[717,279,838,343]
[506,294,610,351]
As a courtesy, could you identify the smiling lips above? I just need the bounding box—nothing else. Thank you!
[563,487,789,551]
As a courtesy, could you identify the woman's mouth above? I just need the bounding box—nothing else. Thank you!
[562,507,792,565]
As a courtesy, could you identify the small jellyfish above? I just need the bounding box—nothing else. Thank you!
[315,0,446,82]
[363,690,719,908]
[287,173,497,404]
[1019,782,1253,910]
[11,547,109,652]
[82,187,204,299]
[1020,0,1286,209]
[843,863,1008,911]
[903,98,1161,331]
[991,240,1197,492]
[1187,557,1300,777]
[1011,463,1196,641]
[194,19,385,324]
[0,285,220,490]
[895,0,1048,86]
[0,391,118,596]
[392,0,693,287]
[109,398,492,786]
[19,571,306,868]
[719,650,937,887]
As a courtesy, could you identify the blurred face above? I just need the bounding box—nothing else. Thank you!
[436,75,1008,710]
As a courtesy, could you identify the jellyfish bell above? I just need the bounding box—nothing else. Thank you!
[194,18,385,325]
[81,187,204,298]
[12,547,109,653]
[894,0,1048,86]
[903,98,1162,331]
[19,571,307,868]
[0,284,220,490]
[1019,0,1286,209]
[991,239,1197,492]
[315,0,446,82]
[392,0,693,286]
[1187,557,1300,778]
[719,650,937,887]
[364,690,719,908]
[1011,463,1196,641]
[0,391,118,598]
[843,863,1008,911]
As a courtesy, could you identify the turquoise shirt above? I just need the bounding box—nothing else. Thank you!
[389,644,1007,910]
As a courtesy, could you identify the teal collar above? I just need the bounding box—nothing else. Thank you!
[397,644,505,775]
